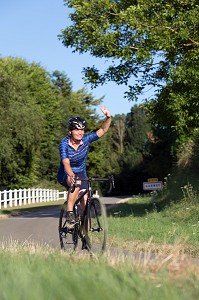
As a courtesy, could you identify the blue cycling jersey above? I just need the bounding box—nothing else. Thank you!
[57,131,99,186]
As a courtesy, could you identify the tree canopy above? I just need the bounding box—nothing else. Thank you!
[0,57,106,189]
[60,0,199,139]
[60,0,199,93]
[0,58,63,187]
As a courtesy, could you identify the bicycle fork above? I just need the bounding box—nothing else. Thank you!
[90,202,103,232]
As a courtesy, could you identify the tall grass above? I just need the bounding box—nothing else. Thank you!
[0,242,199,300]
[0,193,199,299]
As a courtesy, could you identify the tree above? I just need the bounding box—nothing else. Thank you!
[120,105,151,193]
[0,58,112,189]
[125,105,150,152]
[105,106,152,194]
[60,0,199,139]
[111,114,126,154]
[60,0,198,92]
[0,59,41,187]
[143,52,199,143]
[51,70,72,99]
[0,57,63,188]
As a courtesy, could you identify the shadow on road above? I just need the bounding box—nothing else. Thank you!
[10,205,61,219]
[3,198,155,219]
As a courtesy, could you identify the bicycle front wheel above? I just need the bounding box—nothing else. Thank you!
[84,198,107,254]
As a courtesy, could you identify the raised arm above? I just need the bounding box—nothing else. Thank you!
[96,106,112,138]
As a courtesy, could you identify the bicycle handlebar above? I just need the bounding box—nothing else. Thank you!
[70,175,115,194]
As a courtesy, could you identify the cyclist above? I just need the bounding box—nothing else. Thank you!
[57,106,111,228]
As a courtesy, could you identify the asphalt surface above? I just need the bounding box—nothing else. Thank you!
[0,196,130,250]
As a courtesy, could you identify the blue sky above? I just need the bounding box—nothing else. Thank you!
[0,0,147,116]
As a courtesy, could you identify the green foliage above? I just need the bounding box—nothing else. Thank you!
[110,114,126,155]
[142,125,175,181]
[144,48,199,143]
[125,105,150,152]
[60,0,199,151]
[60,1,199,94]
[0,58,45,188]
[109,105,152,195]
[161,130,199,202]
[0,57,112,189]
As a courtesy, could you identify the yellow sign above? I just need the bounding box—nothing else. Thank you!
[147,178,158,182]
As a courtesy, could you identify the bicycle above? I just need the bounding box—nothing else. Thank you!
[58,175,114,254]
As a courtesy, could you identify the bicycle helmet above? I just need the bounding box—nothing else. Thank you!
[67,116,87,130]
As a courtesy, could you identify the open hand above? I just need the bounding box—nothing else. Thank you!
[100,106,111,118]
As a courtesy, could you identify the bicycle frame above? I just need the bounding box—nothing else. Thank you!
[59,176,114,253]
[73,176,113,227]
[73,179,96,232]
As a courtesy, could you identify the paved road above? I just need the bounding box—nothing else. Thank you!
[0,196,130,250]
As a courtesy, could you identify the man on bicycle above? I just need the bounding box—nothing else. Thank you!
[57,106,111,228]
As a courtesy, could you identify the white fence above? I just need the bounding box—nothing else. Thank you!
[0,188,67,209]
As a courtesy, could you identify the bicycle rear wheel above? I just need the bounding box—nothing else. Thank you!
[58,201,78,251]
[84,198,107,254]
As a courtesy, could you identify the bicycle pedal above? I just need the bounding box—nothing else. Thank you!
[60,227,68,234]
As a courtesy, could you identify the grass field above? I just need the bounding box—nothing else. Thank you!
[0,193,199,299]
[0,242,199,300]
[107,196,199,257]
